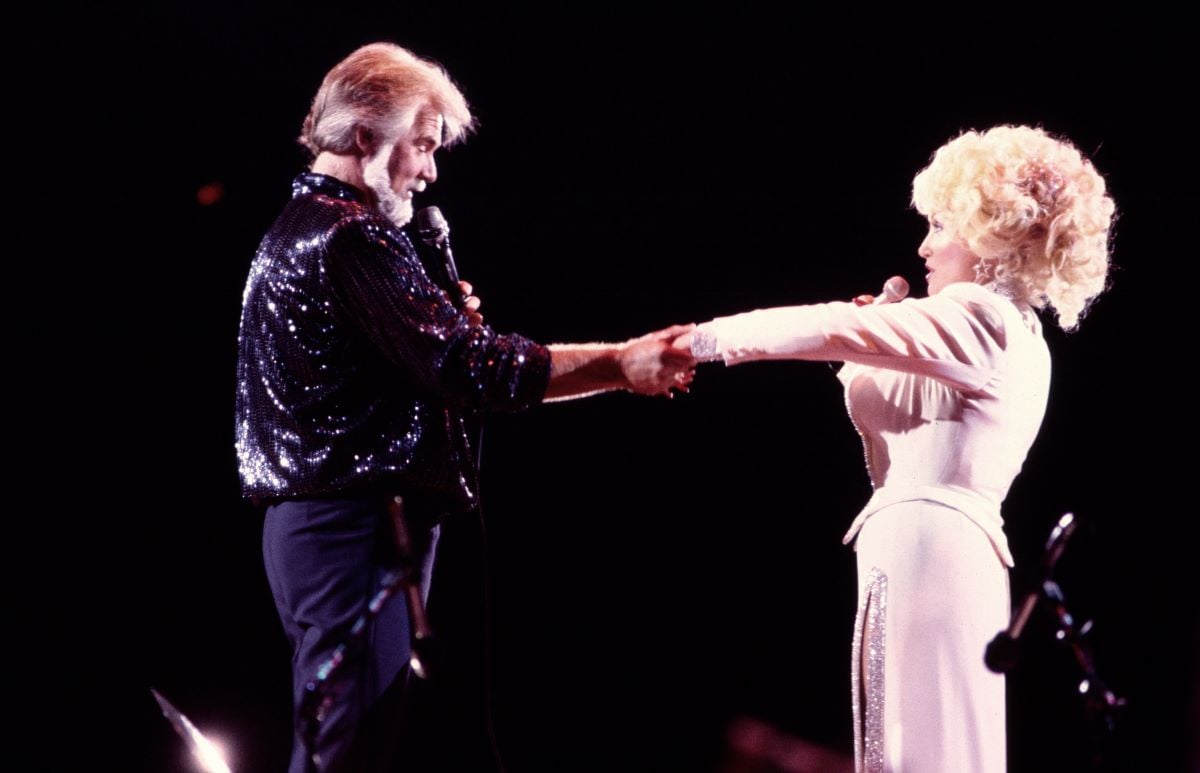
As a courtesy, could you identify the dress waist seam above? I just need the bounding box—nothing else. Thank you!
[842,484,1014,567]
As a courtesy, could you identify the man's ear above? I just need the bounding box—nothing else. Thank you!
[355,126,375,156]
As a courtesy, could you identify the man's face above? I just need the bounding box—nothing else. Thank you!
[363,109,444,227]
[387,110,444,225]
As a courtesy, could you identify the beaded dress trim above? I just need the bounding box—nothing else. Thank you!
[851,567,887,773]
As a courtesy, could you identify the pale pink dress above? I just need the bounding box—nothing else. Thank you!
[694,282,1050,772]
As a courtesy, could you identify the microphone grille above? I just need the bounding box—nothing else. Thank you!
[883,275,910,302]
[415,206,449,246]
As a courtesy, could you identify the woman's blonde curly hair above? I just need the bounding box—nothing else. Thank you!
[912,125,1115,329]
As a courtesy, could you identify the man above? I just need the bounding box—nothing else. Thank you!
[235,42,692,773]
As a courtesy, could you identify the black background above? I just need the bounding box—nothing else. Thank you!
[20,3,1197,771]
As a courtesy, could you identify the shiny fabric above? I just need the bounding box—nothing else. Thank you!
[236,173,551,509]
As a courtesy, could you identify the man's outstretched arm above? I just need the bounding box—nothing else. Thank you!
[544,324,696,401]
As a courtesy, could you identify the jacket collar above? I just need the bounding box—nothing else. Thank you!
[291,172,368,204]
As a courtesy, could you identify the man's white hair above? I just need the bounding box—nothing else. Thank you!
[299,42,474,159]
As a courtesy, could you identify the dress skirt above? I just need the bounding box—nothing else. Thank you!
[852,501,1008,773]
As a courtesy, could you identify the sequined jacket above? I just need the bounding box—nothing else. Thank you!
[236,173,552,510]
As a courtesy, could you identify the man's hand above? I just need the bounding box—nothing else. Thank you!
[618,324,697,397]
[458,280,483,327]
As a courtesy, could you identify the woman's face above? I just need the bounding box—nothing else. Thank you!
[918,215,980,295]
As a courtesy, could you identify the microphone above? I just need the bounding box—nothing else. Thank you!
[873,275,910,304]
[414,206,464,305]
[985,512,1078,673]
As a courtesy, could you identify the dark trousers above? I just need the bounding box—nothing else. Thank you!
[263,496,440,773]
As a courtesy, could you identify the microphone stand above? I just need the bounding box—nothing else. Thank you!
[298,496,438,771]
[1040,578,1125,767]
[986,512,1125,768]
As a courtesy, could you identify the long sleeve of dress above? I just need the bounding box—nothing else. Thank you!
[695,281,1051,568]
[694,282,1014,393]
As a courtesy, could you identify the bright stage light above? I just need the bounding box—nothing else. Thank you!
[151,689,234,773]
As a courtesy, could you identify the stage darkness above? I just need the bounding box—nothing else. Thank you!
[20,4,1195,771]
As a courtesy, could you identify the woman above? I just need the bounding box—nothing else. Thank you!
[677,125,1115,772]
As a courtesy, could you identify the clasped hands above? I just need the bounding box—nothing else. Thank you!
[461,277,697,399]
[618,324,697,398]
[613,282,885,397]
[461,275,873,400]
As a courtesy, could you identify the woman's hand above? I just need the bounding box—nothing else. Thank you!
[619,324,697,397]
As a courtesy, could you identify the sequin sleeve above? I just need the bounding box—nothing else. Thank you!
[696,283,1016,392]
[325,214,551,413]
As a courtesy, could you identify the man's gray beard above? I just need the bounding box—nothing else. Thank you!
[362,144,413,228]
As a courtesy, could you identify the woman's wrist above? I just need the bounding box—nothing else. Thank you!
[690,325,720,362]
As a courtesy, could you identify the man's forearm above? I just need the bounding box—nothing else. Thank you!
[543,343,627,401]
[542,326,696,402]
